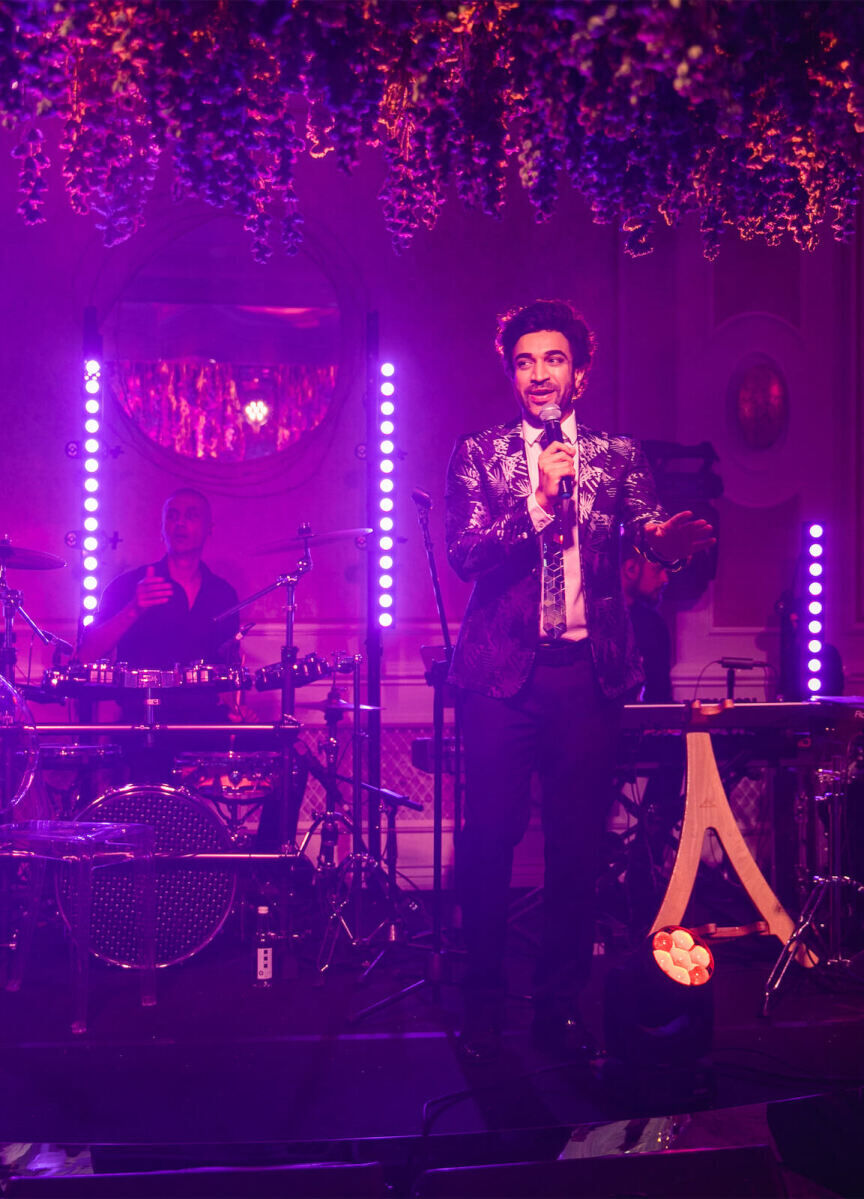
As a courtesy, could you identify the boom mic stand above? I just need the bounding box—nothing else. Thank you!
[351,488,461,1024]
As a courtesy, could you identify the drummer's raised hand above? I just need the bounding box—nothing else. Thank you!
[135,565,174,612]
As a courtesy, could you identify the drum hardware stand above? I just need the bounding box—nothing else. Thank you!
[314,655,380,973]
[214,522,314,850]
[351,492,461,1024]
[296,702,356,881]
[763,762,864,1015]
[356,783,425,979]
[0,563,68,817]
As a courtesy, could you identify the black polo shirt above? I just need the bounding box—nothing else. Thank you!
[95,557,240,722]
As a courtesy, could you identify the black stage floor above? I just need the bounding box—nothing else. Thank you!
[1,895,863,1194]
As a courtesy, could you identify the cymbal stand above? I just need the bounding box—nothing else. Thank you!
[214,526,314,847]
[315,655,390,973]
[351,493,459,1023]
[358,784,424,979]
[297,697,356,884]
[763,760,864,1015]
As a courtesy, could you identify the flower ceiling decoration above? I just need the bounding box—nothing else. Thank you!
[1,0,862,261]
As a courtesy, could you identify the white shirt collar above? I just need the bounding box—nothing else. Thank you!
[521,410,578,447]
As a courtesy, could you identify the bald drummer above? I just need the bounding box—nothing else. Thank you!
[78,488,240,723]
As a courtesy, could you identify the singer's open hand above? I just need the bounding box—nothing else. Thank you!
[535,441,576,511]
[643,510,716,563]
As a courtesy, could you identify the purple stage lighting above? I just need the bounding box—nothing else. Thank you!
[803,522,826,696]
[79,355,102,628]
[376,363,397,629]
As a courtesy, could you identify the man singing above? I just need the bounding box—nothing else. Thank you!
[445,299,714,1061]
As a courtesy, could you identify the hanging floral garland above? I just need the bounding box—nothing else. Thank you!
[1,0,862,262]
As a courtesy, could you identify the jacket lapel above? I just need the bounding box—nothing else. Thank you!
[487,420,530,501]
[577,426,607,525]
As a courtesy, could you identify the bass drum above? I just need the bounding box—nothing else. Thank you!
[64,783,236,968]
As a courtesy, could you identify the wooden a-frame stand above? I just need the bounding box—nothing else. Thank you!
[650,704,814,967]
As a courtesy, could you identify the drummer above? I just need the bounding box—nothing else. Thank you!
[78,487,241,727]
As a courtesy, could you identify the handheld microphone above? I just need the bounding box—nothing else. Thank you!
[538,402,573,500]
[412,488,432,509]
[719,657,767,670]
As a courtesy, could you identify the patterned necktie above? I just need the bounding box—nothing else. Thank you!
[541,517,567,639]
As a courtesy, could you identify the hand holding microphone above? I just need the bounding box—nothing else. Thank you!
[536,402,575,509]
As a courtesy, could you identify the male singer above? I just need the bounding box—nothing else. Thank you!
[445,299,714,1061]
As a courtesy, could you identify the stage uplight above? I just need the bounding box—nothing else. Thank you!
[602,925,715,1101]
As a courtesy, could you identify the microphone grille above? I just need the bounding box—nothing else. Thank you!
[538,402,562,422]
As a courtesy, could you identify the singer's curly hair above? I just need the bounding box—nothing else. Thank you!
[495,299,596,376]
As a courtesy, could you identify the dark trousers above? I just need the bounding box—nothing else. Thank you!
[458,642,621,1005]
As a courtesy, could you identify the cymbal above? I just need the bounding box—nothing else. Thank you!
[257,527,373,554]
[295,696,381,713]
[0,537,65,571]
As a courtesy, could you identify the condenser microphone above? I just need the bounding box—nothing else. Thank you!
[412,488,432,509]
[538,402,573,500]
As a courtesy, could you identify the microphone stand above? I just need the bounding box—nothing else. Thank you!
[352,490,461,1024]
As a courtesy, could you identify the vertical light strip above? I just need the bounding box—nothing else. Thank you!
[377,361,396,629]
[804,521,825,695]
[79,355,102,629]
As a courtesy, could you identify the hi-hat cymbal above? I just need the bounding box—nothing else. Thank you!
[296,696,381,713]
[0,537,65,571]
[257,527,373,555]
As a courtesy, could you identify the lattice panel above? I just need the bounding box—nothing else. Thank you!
[297,724,454,825]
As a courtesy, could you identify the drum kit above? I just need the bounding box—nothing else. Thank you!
[0,526,421,980]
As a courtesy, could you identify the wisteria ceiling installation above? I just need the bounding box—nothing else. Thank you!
[2,0,863,260]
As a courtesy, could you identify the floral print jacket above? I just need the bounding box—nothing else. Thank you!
[445,417,667,700]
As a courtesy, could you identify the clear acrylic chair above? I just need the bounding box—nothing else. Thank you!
[0,819,156,1034]
[0,674,157,1033]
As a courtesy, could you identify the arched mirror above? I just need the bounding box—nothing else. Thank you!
[101,216,349,478]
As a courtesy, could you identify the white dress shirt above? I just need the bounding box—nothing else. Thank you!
[522,411,587,642]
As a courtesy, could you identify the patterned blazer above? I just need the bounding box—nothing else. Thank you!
[445,416,668,700]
